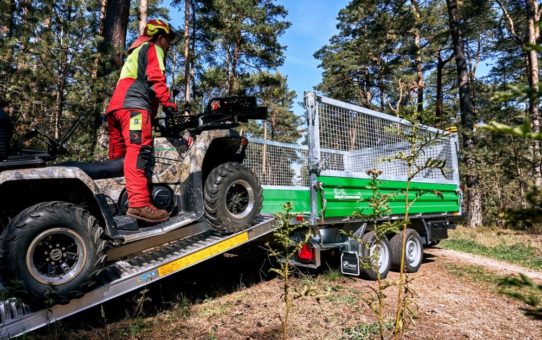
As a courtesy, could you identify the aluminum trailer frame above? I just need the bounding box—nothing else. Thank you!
[0,215,275,338]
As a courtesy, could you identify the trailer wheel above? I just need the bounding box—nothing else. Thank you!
[390,229,423,273]
[204,162,263,233]
[0,202,107,305]
[359,231,391,280]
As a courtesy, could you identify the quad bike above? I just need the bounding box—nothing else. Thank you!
[0,96,267,304]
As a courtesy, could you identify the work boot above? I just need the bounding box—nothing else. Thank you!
[127,204,169,223]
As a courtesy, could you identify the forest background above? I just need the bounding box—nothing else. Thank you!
[1,0,541,230]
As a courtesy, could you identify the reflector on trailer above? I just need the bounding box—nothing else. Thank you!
[297,243,314,263]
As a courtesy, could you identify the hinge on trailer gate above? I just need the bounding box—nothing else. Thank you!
[314,181,327,221]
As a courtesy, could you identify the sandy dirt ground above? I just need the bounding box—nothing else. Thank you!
[33,245,541,339]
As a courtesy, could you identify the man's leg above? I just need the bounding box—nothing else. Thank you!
[107,114,126,160]
[114,109,168,223]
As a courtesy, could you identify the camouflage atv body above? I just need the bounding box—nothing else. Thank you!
[0,97,265,304]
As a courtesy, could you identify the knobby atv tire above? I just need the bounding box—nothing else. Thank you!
[390,228,423,273]
[0,202,107,306]
[204,162,262,233]
[359,231,391,280]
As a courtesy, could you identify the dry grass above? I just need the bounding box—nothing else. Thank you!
[448,226,542,254]
[29,240,542,340]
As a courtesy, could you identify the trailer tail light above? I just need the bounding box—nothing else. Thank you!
[295,215,304,222]
[297,244,314,263]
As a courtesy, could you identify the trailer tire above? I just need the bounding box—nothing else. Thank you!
[0,202,107,305]
[390,229,423,273]
[204,162,262,233]
[359,231,391,280]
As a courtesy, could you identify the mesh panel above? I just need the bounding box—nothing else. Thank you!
[244,140,309,187]
[317,100,457,183]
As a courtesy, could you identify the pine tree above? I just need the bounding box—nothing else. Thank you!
[197,0,290,97]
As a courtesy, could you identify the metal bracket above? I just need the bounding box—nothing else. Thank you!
[313,181,327,221]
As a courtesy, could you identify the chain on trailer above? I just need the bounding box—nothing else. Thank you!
[0,216,275,338]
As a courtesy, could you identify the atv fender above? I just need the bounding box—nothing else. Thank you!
[0,167,100,193]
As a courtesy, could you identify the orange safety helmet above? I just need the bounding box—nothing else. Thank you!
[128,19,177,52]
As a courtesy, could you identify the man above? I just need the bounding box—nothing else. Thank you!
[106,19,177,223]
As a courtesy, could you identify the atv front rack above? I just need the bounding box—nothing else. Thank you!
[0,215,275,338]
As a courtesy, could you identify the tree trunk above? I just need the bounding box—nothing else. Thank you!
[4,0,16,63]
[526,0,541,188]
[446,0,482,227]
[228,32,242,96]
[436,51,452,127]
[411,0,424,113]
[54,3,73,140]
[190,0,197,100]
[436,53,444,126]
[104,0,130,69]
[378,70,385,112]
[91,0,108,80]
[139,0,148,35]
[184,0,191,103]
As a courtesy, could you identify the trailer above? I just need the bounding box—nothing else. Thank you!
[244,92,461,275]
[0,92,460,337]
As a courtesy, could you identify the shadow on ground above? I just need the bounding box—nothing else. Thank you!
[33,240,277,337]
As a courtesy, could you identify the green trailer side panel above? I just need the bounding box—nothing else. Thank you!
[261,187,311,214]
[319,176,460,218]
[261,176,460,218]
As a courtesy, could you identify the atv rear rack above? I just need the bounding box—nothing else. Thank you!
[0,215,276,338]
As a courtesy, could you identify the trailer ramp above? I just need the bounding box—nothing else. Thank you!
[0,215,275,338]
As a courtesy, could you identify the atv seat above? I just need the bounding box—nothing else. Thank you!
[57,158,124,180]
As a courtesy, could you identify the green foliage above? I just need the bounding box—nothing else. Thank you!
[266,202,310,339]
[243,72,301,143]
[499,274,542,320]
[345,169,398,340]
[0,0,292,161]
[441,239,542,270]
[483,121,542,140]
[341,320,394,340]
[197,0,290,97]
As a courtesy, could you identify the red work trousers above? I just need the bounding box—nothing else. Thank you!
[107,109,153,208]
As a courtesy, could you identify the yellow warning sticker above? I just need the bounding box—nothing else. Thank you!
[130,113,142,130]
[157,232,249,277]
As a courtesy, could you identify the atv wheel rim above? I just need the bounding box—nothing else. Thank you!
[406,237,422,267]
[225,179,255,219]
[26,228,87,286]
[369,241,389,274]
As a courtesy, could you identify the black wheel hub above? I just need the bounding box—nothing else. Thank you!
[226,184,250,214]
[27,228,87,285]
[34,234,79,278]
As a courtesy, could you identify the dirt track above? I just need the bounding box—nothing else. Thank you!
[52,245,541,339]
[427,247,542,281]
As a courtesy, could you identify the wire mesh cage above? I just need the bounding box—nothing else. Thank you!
[244,139,309,187]
[243,93,459,188]
[315,96,459,185]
